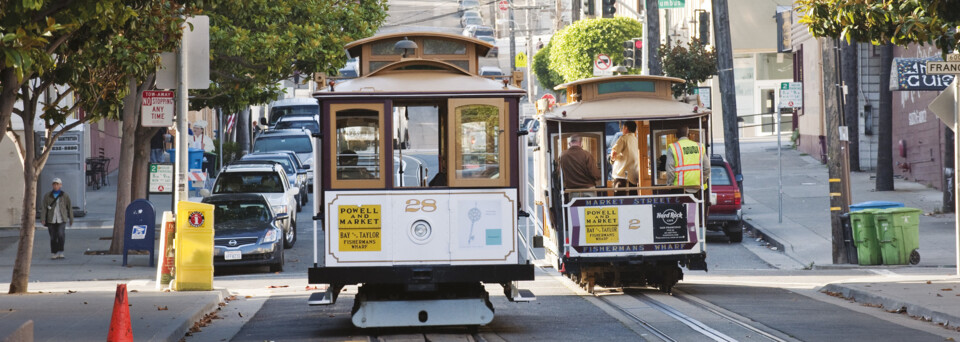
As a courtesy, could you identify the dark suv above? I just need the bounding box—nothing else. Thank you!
[707,155,743,242]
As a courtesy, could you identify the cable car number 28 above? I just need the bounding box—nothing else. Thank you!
[405,199,437,212]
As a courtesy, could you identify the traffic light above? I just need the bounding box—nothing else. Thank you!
[582,0,594,16]
[601,0,616,17]
[622,40,634,68]
[633,38,643,70]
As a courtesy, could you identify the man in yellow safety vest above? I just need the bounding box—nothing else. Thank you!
[666,125,707,191]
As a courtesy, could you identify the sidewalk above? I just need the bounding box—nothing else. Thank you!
[0,171,220,341]
[730,136,960,329]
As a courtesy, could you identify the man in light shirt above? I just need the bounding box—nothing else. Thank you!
[609,121,639,196]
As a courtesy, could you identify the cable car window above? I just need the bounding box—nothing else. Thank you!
[423,39,467,55]
[449,99,508,187]
[442,60,470,71]
[369,61,392,73]
[335,109,381,181]
[371,39,402,55]
[597,81,656,95]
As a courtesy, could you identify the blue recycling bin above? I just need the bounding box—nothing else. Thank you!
[850,201,904,212]
[167,147,204,190]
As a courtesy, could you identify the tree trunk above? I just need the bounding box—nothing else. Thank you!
[9,109,38,294]
[238,108,251,154]
[109,78,140,254]
[645,0,662,76]
[841,40,860,172]
[132,126,158,201]
[876,44,894,191]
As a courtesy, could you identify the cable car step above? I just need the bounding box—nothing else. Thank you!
[352,297,494,328]
[307,289,336,306]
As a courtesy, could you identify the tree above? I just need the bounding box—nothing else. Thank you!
[658,38,717,98]
[796,0,960,55]
[533,41,563,92]
[547,17,643,83]
[191,0,389,112]
[5,1,191,293]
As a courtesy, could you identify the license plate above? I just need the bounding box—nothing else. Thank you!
[710,193,717,205]
[224,250,242,260]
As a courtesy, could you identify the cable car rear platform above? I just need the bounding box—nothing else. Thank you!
[308,264,534,285]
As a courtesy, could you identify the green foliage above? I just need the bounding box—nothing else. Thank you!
[658,39,717,98]
[192,0,389,112]
[212,139,243,169]
[796,0,960,54]
[547,17,643,83]
[533,41,563,91]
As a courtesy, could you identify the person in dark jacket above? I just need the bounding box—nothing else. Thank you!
[40,178,73,260]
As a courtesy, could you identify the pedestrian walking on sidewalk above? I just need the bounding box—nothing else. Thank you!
[40,178,73,260]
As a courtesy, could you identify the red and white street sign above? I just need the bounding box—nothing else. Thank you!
[541,94,556,107]
[141,90,175,127]
[593,54,612,76]
[498,0,509,11]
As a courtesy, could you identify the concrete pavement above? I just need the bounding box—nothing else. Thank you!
[731,136,960,330]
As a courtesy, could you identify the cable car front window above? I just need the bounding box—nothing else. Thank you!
[455,104,500,181]
[336,109,380,180]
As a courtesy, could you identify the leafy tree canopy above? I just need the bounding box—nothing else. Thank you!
[192,0,389,112]
[659,39,717,98]
[796,0,960,53]
[547,17,643,83]
[533,41,563,91]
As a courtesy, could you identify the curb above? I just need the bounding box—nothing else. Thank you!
[742,219,786,254]
[821,283,960,329]
[151,288,228,342]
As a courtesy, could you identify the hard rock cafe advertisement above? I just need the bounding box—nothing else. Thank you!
[567,196,698,254]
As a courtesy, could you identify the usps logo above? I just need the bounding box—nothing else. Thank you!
[188,211,205,227]
[131,225,147,240]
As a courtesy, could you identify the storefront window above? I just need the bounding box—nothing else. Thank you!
[756,53,794,80]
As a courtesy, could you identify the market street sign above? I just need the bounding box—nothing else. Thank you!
[141,91,175,127]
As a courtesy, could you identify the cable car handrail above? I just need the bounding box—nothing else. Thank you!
[561,185,701,193]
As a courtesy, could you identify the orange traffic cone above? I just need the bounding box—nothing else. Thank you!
[107,284,134,342]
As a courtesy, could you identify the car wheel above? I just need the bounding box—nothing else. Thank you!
[296,198,302,212]
[284,218,297,249]
[269,248,284,273]
[726,221,743,243]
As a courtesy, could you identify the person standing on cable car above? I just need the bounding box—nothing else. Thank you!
[609,121,639,196]
[666,125,707,191]
[559,134,600,199]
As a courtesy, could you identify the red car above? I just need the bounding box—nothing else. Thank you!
[707,155,743,242]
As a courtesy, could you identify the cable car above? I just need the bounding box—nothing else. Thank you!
[531,75,710,293]
[307,32,536,328]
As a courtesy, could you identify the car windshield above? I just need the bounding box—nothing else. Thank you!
[464,11,480,18]
[269,105,318,126]
[243,156,295,174]
[275,120,319,134]
[210,201,272,225]
[215,172,285,193]
[476,28,494,36]
[464,17,482,26]
[254,135,312,153]
[711,166,732,186]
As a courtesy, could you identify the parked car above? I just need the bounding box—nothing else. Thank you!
[459,0,480,12]
[237,154,309,208]
[461,10,483,27]
[274,116,320,135]
[480,66,504,77]
[707,155,743,242]
[202,194,287,272]
[525,117,540,146]
[476,35,498,57]
[253,129,314,186]
[211,162,299,248]
[338,57,359,78]
[462,25,495,38]
[263,97,319,129]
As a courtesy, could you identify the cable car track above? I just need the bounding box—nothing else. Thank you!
[595,290,789,342]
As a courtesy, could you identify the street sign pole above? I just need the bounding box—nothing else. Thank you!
[954,77,959,276]
[777,101,782,223]
[175,29,189,213]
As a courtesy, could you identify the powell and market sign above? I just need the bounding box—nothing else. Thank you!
[890,56,956,91]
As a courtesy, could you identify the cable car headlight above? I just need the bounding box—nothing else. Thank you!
[410,220,432,243]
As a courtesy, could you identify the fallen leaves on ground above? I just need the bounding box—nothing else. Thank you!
[157,306,168,311]
[267,285,289,289]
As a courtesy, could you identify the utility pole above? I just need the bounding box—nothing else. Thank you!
[841,40,860,172]
[555,0,564,30]
[877,44,894,191]
[645,0,661,75]
[823,37,852,264]
[509,0,517,71]
[712,0,741,183]
[526,0,534,102]
[175,32,189,213]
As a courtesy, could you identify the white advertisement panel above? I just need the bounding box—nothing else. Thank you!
[324,189,518,267]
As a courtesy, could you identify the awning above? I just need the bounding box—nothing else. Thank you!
[890,57,956,91]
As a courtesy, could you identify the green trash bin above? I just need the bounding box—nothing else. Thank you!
[873,207,922,265]
[849,209,882,265]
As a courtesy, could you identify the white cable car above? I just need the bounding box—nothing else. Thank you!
[307,32,536,328]
[532,75,710,293]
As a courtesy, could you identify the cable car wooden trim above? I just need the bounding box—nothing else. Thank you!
[328,103,388,189]
[561,185,701,193]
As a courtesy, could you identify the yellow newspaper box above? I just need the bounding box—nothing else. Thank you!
[173,201,214,291]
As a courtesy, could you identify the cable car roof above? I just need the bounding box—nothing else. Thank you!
[315,59,525,98]
[345,32,493,60]
[544,97,708,121]
[553,74,686,90]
